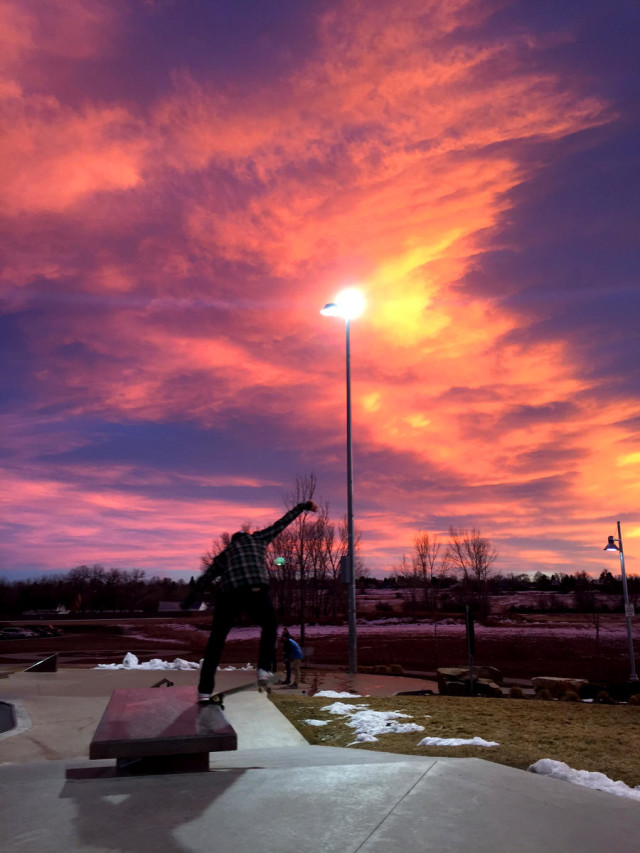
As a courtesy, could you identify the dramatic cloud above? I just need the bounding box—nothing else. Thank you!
[1,0,638,579]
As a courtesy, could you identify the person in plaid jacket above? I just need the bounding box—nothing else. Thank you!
[183,501,317,701]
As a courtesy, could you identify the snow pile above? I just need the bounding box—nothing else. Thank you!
[95,653,199,670]
[319,700,425,746]
[308,699,497,750]
[94,654,257,671]
[418,736,499,748]
[312,690,362,698]
[529,759,640,801]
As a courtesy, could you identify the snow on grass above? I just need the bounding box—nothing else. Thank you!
[529,759,640,801]
[313,700,498,749]
[319,700,425,746]
[312,690,362,698]
[418,735,499,748]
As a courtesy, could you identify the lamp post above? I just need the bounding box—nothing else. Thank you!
[321,288,365,675]
[604,521,638,682]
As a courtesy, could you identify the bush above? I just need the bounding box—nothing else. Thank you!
[509,686,524,699]
[562,690,580,702]
[536,689,552,701]
[594,690,614,705]
[628,694,640,706]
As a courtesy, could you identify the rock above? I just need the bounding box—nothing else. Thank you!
[531,677,587,699]
[443,680,466,696]
[437,668,503,698]
[437,665,503,684]
[466,677,503,698]
[437,665,503,691]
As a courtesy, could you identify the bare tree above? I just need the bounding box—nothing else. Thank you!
[199,531,233,573]
[413,531,442,609]
[445,527,497,622]
[281,472,317,647]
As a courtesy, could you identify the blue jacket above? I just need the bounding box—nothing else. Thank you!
[287,638,303,660]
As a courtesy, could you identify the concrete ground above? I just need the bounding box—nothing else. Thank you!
[1,668,640,852]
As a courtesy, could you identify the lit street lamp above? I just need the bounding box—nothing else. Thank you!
[604,521,638,682]
[321,288,365,675]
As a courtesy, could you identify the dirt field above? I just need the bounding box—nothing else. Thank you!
[1,614,636,683]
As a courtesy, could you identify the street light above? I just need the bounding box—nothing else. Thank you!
[603,521,638,682]
[321,288,365,675]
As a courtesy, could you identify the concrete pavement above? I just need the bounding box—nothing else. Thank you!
[1,668,640,852]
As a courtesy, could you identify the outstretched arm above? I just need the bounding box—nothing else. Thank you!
[254,501,318,544]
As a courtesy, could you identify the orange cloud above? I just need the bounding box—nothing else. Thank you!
[0,0,637,579]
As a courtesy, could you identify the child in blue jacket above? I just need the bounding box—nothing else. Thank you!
[282,630,303,688]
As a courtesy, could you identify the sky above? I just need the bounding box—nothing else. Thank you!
[1,0,639,582]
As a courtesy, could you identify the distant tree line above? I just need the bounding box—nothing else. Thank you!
[0,565,188,616]
[3,471,637,629]
[390,528,640,622]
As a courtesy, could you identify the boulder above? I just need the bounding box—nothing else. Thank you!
[531,677,587,699]
[437,665,503,690]
[437,667,503,698]
[442,680,466,696]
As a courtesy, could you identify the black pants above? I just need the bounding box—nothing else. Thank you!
[198,585,277,694]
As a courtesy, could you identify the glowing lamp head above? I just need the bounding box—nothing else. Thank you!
[604,536,620,552]
[320,302,339,317]
[320,288,365,321]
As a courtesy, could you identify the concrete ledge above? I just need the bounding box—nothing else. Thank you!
[89,686,237,771]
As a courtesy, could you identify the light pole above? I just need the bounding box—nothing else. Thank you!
[321,288,365,675]
[604,521,638,682]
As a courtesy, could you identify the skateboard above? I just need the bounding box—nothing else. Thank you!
[207,674,280,709]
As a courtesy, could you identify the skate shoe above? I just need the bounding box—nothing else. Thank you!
[197,692,211,703]
[257,669,276,691]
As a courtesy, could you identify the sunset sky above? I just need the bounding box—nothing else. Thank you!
[1,0,639,582]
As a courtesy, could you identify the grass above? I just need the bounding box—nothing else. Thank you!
[270,692,640,789]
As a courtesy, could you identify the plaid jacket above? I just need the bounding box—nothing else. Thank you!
[188,502,312,598]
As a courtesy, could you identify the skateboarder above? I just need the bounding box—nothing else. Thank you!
[182,500,318,702]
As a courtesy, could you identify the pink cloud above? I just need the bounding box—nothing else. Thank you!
[0,0,637,578]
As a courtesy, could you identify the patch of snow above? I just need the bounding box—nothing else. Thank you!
[303,719,330,726]
[94,655,257,672]
[321,701,370,715]
[313,690,362,698]
[528,759,640,801]
[350,733,379,744]
[418,736,499,748]
[319,700,424,747]
[95,653,200,670]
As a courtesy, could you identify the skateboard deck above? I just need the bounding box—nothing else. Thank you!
[208,674,280,709]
